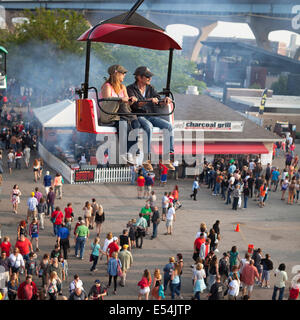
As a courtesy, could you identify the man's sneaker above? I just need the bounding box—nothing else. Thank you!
[143,160,153,171]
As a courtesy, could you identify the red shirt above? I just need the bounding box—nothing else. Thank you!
[15,238,31,256]
[51,210,64,225]
[107,242,119,257]
[64,207,73,219]
[289,287,299,300]
[137,176,145,187]
[159,163,168,175]
[0,241,11,256]
[194,237,205,251]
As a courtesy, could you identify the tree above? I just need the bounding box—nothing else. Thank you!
[271,75,288,95]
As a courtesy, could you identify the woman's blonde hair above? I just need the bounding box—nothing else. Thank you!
[154,268,161,280]
[103,72,124,95]
[50,271,57,280]
[196,263,203,270]
[112,251,118,259]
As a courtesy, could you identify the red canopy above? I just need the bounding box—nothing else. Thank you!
[152,142,269,155]
[78,23,181,50]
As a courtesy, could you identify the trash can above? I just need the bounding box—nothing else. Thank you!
[248,244,254,254]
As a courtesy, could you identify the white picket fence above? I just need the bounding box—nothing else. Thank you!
[71,167,132,184]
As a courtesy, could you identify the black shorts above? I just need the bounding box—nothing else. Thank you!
[162,208,167,215]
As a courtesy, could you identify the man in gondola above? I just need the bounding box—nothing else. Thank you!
[127,66,174,170]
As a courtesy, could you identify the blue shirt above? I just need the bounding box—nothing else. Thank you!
[27,197,38,211]
[271,171,280,181]
[228,164,236,174]
[57,227,69,240]
[192,181,199,190]
[44,175,52,187]
[145,176,153,186]
[91,243,101,256]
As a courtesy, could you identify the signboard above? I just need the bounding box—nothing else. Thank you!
[74,169,95,183]
[174,120,244,132]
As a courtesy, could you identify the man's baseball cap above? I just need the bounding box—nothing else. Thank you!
[107,64,127,75]
[123,244,129,249]
[113,236,118,241]
[31,192,35,197]
[95,279,101,284]
[134,66,154,78]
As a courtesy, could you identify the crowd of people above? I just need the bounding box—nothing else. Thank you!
[0,75,299,301]
[194,143,299,211]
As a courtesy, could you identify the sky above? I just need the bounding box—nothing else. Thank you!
[166,21,300,47]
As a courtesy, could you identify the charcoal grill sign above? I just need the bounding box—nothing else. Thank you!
[74,170,95,183]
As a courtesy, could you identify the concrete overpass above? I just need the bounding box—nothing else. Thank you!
[0,0,299,60]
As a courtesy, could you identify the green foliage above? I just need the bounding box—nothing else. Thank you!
[249,82,261,89]
[1,8,206,103]
[271,75,289,95]
[98,45,206,94]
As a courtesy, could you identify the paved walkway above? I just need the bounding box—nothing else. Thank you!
[0,148,299,300]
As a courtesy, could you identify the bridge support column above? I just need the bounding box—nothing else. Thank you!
[190,21,218,62]
[248,17,273,51]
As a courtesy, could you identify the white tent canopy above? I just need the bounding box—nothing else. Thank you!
[33,99,75,128]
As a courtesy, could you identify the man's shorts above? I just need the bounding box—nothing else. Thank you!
[241,283,254,293]
[27,209,37,218]
[166,219,173,228]
[137,186,144,192]
[162,208,167,215]
[145,185,152,192]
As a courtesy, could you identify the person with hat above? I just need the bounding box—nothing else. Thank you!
[100,64,140,156]
[26,192,38,223]
[88,279,107,300]
[118,244,133,287]
[127,66,174,169]
[75,218,89,260]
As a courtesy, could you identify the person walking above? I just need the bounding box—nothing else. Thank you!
[32,159,40,183]
[135,213,147,249]
[37,198,46,230]
[90,237,106,272]
[207,275,224,300]
[241,259,259,299]
[51,206,64,237]
[260,254,273,288]
[161,192,169,221]
[272,263,288,300]
[118,244,133,287]
[15,149,23,170]
[57,223,70,260]
[26,192,38,223]
[43,171,52,195]
[151,269,164,300]
[53,173,63,199]
[137,173,145,199]
[46,186,55,216]
[28,217,40,252]
[83,201,93,229]
[163,257,175,294]
[232,184,240,210]
[243,183,249,209]
[47,271,61,300]
[138,269,152,300]
[165,202,176,235]
[227,272,240,300]
[190,177,199,201]
[11,184,21,214]
[75,219,89,260]
[17,275,38,300]
[23,145,31,168]
[192,263,206,300]
[107,252,122,295]
[151,206,160,239]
